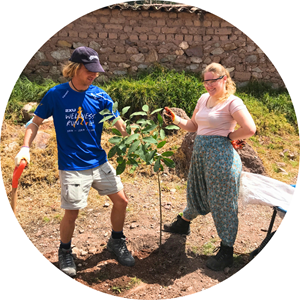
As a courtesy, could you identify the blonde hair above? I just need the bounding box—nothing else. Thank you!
[202,63,236,103]
[62,62,82,79]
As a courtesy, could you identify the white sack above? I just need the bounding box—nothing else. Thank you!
[239,171,295,213]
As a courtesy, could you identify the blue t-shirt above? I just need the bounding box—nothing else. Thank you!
[34,82,120,171]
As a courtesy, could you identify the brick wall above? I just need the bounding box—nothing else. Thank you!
[23,4,284,88]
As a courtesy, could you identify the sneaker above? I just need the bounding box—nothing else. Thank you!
[107,236,135,267]
[58,248,77,277]
[206,242,233,271]
[163,214,190,235]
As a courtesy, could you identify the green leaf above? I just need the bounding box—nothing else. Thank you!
[121,106,131,115]
[108,146,118,158]
[165,125,180,130]
[162,151,174,157]
[129,111,148,118]
[99,109,112,116]
[108,136,122,144]
[117,156,124,164]
[112,102,118,113]
[111,128,122,136]
[125,133,140,145]
[154,158,161,172]
[129,165,137,174]
[126,122,132,135]
[157,141,166,149]
[150,108,163,115]
[162,157,175,168]
[116,160,126,175]
[160,129,166,140]
[157,113,163,126]
[142,105,149,112]
[145,149,157,164]
[142,136,158,144]
[111,116,121,126]
[128,140,140,154]
[142,124,157,134]
[99,115,113,123]
[136,118,146,124]
[128,157,139,167]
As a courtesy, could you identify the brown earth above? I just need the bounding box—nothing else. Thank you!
[0,120,291,299]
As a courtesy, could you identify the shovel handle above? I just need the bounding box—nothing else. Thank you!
[12,160,27,189]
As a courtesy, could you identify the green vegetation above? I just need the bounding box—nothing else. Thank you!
[6,65,297,138]
[6,75,56,122]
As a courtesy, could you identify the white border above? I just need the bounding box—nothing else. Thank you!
[0,1,299,299]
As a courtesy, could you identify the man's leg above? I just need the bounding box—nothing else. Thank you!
[60,209,79,243]
[58,209,79,277]
[108,190,128,232]
[106,190,135,267]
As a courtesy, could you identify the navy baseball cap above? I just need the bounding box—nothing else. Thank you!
[69,46,104,72]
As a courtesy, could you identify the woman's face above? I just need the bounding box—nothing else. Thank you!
[203,71,227,98]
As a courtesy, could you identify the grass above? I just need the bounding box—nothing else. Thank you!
[1,65,299,226]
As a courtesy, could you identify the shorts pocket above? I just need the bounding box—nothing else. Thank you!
[63,180,82,202]
[101,162,116,176]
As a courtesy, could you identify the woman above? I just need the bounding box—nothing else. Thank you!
[164,63,256,271]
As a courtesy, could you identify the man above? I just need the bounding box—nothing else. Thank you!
[15,46,135,277]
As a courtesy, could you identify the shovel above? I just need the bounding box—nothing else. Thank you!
[11,159,27,214]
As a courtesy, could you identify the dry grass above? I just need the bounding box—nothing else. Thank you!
[0,120,299,230]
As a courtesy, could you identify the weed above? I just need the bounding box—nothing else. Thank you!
[111,286,122,294]
[43,216,50,223]
[201,241,215,255]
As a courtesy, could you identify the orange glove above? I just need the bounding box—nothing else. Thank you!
[231,140,245,150]
[164,107,181,125]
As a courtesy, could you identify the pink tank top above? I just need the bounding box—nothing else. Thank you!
[195,93,247,136]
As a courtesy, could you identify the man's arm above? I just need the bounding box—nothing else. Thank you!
[113,118,131,137]
[23,115,44,147]
[15,115,44,165]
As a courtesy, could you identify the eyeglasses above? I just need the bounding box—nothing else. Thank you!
[203,75,225,86]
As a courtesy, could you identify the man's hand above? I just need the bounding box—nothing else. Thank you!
[15,146,30,166]
[164,107,181,125]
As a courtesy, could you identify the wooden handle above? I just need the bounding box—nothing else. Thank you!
[11,188,17,215]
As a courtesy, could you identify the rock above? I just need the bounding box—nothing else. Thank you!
[103,202,110,207]
[170,189,176,194]
[130,53,145,63]
[185,45,203,57]
[79,229,84,234]
[278,167,288,174]
[4,141,18,152]
[21,102,38,122]
[33,132,51,149]
[179,41,189,50]
[50,49,71,60]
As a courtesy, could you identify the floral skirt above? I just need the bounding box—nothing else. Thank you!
[183,135,242,247]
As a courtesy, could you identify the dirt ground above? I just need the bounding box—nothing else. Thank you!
[1,121,287,299]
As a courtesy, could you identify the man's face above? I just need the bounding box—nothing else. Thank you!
[74,64,98,87]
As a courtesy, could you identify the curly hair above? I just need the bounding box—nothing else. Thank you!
[62,62,82,79]
[202,63,236,103]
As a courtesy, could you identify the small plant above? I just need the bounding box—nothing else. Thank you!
[100,103,178,248]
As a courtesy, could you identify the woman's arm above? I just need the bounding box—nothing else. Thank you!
[165,107,199,132]
[228,109,256,140]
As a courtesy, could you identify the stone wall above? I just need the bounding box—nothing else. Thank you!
[23,4,283,87]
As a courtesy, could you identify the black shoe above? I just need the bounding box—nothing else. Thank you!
[206,242,233,271]
[58,248,77,277]
[163,214,191,235]
[107,236,135,267]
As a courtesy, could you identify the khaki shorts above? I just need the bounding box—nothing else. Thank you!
[59,161,123,210]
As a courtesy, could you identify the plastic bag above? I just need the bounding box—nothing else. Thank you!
[239,172,295,213]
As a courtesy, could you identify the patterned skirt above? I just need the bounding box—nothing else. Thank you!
[183,135,242,247]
